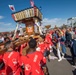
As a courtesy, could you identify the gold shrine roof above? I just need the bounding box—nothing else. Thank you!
[12,6,42,22]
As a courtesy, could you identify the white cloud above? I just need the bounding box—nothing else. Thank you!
[0,22,4,24]
[0,27,15,32]
[42,18,67,28]
[0,18,67,32]
[0,22,15,32]
[4,23,12,26]
[0,16,4,19]
[0,22,12,26]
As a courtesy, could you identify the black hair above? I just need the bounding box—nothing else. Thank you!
[15,38,19,41]
[28,39,37,48]
[29,37,33,40]
[40,35,45,39]
[4,37,10,41]
[0,61,5,70]
[4,41,12,49]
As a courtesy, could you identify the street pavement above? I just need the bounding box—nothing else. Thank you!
[46,47,76,75]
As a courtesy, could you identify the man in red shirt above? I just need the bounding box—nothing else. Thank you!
[45,32,53,50]
[36,35,46,54]
[45,32,54,61]
[21,39,49,75]
[3,41,23,75]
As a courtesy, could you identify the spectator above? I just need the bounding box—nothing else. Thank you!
[0,34,4,42]
[65,29,72,47]
[71,35,76,65]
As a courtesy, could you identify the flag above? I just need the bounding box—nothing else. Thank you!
[30,0,34,7]
[8,5,16,12]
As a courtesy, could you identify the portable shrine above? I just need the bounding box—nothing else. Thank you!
[12,6,42,35]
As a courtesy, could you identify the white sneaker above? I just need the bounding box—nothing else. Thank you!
[58,58,62,62]
[62,56,66,59]
[49,56,58,60]
[72,65,76,68]
[50,50,53,53]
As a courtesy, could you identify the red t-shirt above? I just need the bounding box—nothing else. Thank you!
[45,34,53,49]
[37,42,46,53]
[45,34,53,44]
[19,43,27,55]
[50,30,53,34]
[0,55,3,63]
[3,51,22,75]
[0,55,6,75]
[21,51,46,75]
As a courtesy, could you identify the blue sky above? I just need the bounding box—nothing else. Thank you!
[0,0,76,32]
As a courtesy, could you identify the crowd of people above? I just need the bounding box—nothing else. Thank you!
[0,27,76,75]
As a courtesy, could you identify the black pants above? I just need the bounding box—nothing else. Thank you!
[70,47,76,65]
